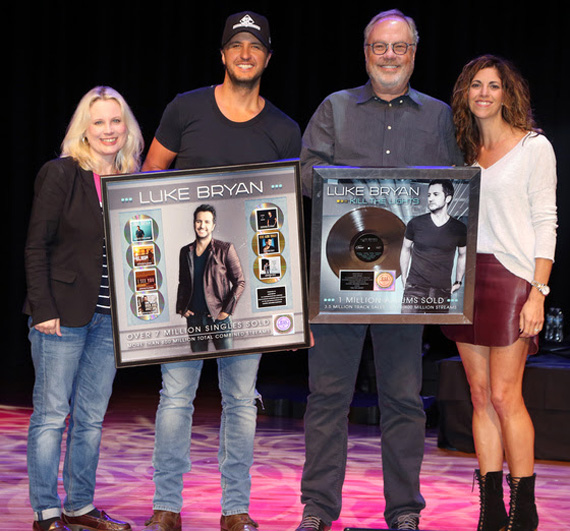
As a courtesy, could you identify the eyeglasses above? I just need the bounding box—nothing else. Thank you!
[366,42,416,55]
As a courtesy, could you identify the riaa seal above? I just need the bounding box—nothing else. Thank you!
[273,314,294,334]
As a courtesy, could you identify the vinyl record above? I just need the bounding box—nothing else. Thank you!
[325,207,405,277]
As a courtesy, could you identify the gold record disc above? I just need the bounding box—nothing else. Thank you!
[253,255,287,283]
[325,207,405,277]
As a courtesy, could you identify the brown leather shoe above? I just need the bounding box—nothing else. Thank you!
[142,511,182,531]
[32,520,71,531]
[62,510,131,530]
[220,514,259,531]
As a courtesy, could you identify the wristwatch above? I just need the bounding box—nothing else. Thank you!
[531,280,550,296]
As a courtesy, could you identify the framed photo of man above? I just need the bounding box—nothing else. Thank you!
[102,160,310,367]
[308,166,481,324]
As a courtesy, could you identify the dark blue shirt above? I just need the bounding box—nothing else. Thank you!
[301,81,464,196]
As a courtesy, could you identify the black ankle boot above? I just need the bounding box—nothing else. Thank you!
[474,469,508,531]
[506,474,539,531]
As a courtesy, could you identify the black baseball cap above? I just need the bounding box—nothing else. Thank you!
[221,11,271,50]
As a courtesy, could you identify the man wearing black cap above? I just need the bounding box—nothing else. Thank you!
[142,11,299,173]
[141,11,301,531]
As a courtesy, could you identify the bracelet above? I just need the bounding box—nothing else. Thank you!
[531,280,550,296]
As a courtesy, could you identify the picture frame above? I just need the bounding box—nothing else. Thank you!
[308,166,481,324]
[102,160,310,367]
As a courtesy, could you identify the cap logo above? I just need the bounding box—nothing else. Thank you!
[233,14,261,31]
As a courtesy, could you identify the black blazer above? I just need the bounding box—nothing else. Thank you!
[24,157,105,327]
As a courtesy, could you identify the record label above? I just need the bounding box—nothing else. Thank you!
[353,233,383,262]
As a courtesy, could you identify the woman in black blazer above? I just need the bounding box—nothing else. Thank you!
[24,86,143,531]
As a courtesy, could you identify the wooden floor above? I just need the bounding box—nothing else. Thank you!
[2,365,569,531]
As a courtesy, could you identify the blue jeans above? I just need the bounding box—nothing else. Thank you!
[152,353,261,515]
[300,323,426,527]
[27,313,116,521]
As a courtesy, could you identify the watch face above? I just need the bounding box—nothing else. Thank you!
[542,286,550,296]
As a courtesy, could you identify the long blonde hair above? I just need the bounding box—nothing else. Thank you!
[61,86,143,174]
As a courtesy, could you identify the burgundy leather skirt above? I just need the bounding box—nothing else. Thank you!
[441,253,539,355]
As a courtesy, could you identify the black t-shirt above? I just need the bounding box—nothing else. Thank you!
[155,86,301,169]
[405,213,467,289]
[190,249,208,314]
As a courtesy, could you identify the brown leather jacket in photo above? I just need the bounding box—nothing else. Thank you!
[176,239,245,320]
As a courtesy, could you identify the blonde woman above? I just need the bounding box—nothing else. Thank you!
[24,86,143,531]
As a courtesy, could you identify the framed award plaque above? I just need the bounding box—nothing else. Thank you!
[309,166,480,324]
[102,160,310,367]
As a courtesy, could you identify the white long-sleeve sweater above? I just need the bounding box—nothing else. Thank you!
[476,132,558,283]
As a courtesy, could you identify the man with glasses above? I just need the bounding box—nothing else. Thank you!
[295,9,463,531]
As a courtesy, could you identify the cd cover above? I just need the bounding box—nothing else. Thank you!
[309,166,480,324]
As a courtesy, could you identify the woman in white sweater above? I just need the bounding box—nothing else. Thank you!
[443,55,557,531]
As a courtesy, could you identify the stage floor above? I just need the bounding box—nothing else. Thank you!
[2,368,569,531]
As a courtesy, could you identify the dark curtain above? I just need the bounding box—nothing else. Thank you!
[7,1,569,396]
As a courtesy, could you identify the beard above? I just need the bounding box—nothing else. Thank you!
[366,57,414,97]
[225,65,264,89]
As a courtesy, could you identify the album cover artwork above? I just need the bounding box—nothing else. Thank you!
[309,166,480,324]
